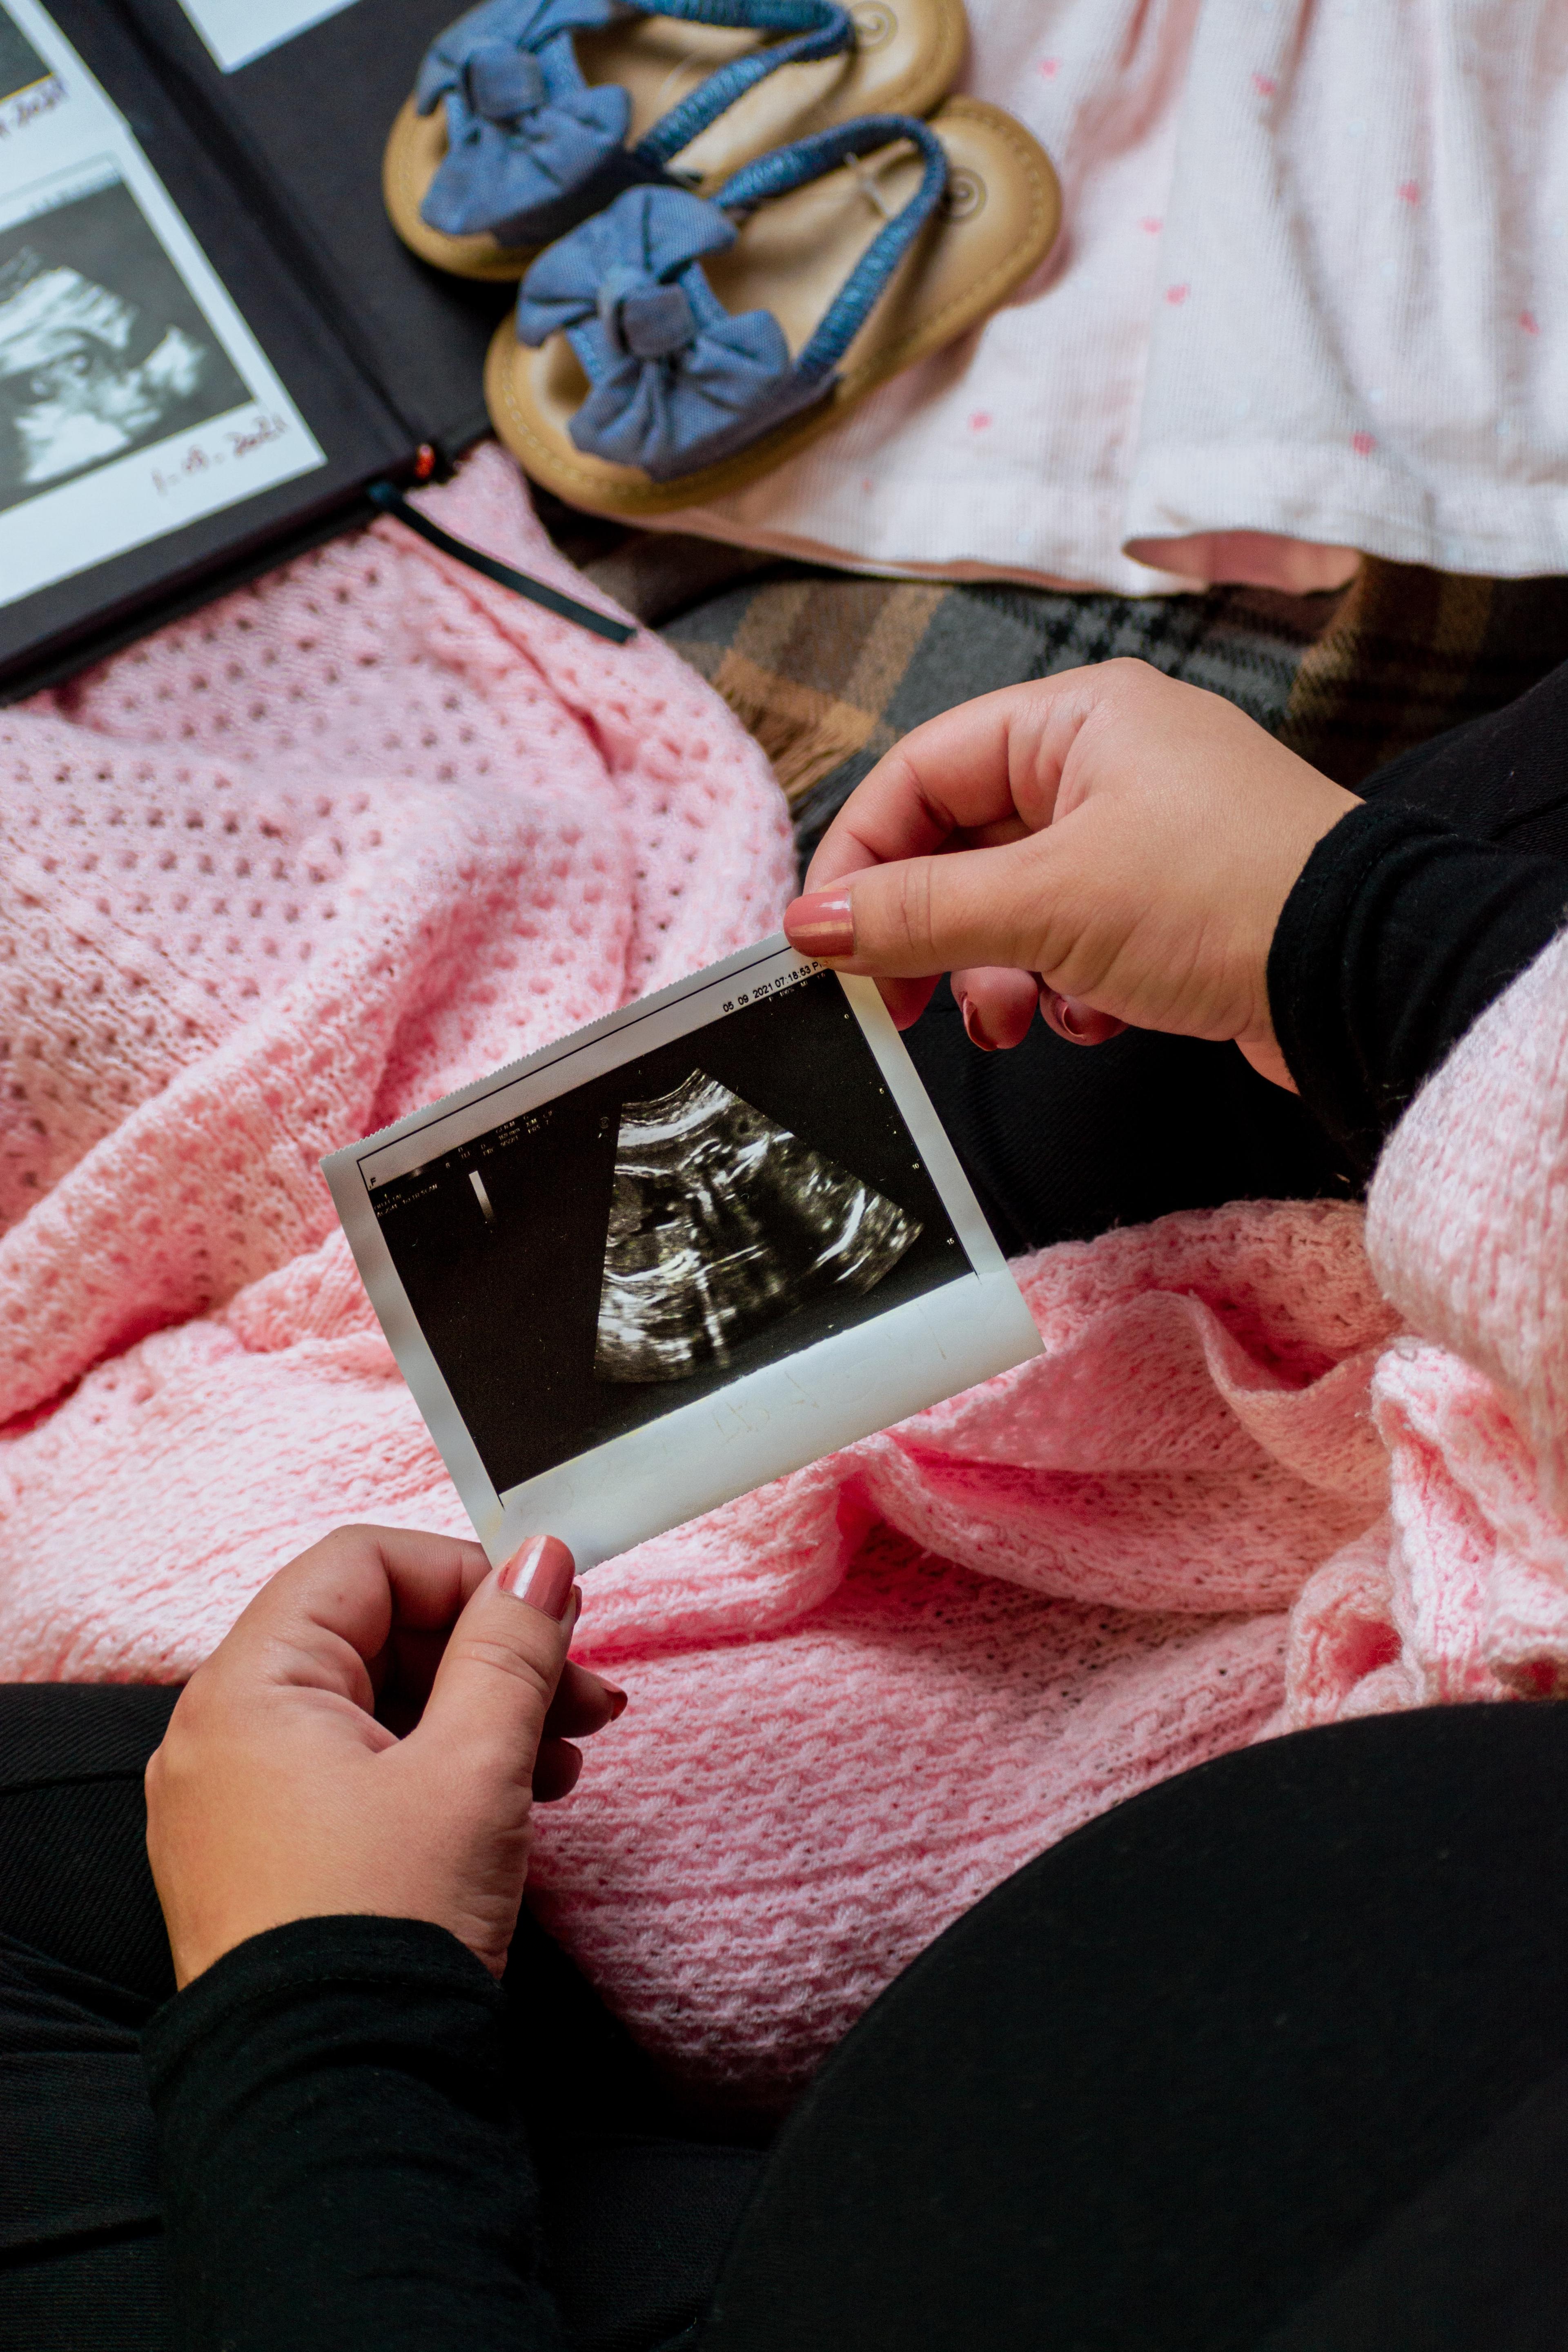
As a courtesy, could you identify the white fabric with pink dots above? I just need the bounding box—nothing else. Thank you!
[658,0,1568,595]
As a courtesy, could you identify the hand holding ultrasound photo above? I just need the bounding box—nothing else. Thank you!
[324,938,1041,1570]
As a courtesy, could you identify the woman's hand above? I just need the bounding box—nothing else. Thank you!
[145,1526,623,1988]
[784,659,1360,1088]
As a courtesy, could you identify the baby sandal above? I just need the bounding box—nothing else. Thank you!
[482,98,1060,512]
[384,0,967,282]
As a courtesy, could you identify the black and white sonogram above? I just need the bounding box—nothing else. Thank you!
[594,1071,920,1383]
[325,938,1043,1570]
[352,964,971,1497]
[0,8,47,106]
[0,175,248,513]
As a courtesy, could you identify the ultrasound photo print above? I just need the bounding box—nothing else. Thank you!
[368,971,971,1497]
[0,8,47,104]
[0,174,248,513]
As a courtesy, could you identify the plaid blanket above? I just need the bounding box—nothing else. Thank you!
[541,499,1568,867]
[661,569,1339,862]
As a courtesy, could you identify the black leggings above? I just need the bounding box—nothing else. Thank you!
[905,656,1568,1254]
[0,1686,763,2352]
[5,1690,1568,2350]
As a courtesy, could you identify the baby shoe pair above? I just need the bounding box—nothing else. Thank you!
[385,1,1059,514]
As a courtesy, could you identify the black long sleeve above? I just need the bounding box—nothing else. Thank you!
[141,1915,564,2352]
[1267,798,1568,1171]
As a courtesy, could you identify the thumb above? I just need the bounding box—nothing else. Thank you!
[413,1536,578,1778]
[787,836,1058,982]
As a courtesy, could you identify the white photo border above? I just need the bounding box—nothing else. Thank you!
[323,935,1043,1570]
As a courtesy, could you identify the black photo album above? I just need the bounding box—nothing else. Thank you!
[0,0,520,698]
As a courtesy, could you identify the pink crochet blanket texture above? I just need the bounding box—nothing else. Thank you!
[3,450,1564,2103]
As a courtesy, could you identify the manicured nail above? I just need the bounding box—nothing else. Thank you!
[498,1535,577,1620]
[1038,986,1129,1048]
[1039,987,1088,1045]
[958,992,996,1052]
[603,1684,628,1721]
[783,891,855,958]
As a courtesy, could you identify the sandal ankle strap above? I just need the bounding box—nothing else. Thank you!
[634,0,855,169]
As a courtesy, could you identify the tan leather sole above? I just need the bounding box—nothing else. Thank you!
[384,0,967,281]
[483,98,1060,519]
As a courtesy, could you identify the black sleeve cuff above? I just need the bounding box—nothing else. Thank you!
[1267,800,1568,1172]
[143,1915,562,2352]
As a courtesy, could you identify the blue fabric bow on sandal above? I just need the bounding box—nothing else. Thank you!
[418,0,854,249]
[514,114,947,479]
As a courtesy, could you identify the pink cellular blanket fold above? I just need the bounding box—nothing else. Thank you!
[2,451,1564,2101]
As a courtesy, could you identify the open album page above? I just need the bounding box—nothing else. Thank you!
[0,0,324,610]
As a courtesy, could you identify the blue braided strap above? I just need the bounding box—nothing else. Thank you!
[633,0,853,168]
[714,114,947,374]
[417,0,851,248]
[514,114,948,481]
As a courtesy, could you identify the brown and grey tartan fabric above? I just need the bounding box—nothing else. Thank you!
[658,569,1341,860]
[541,497,1568,867]
[1274,560,1568,786]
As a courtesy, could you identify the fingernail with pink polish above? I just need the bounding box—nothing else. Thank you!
[959,993,995,1053]
[498,1535,577,1620]
[783,891,855,959]
[1039,986,1088,1046]
[1039,987,1129,1049]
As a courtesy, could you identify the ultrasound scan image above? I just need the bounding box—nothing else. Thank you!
[594,1070,922,1384]
[0,8,47,105]
[0,179,247,514]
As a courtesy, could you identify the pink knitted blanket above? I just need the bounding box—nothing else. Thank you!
[4,450,1563,2101]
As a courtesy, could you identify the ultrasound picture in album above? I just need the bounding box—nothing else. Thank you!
[363,969,971,1500]
[0,7,46,101]
[0,172,248,514]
